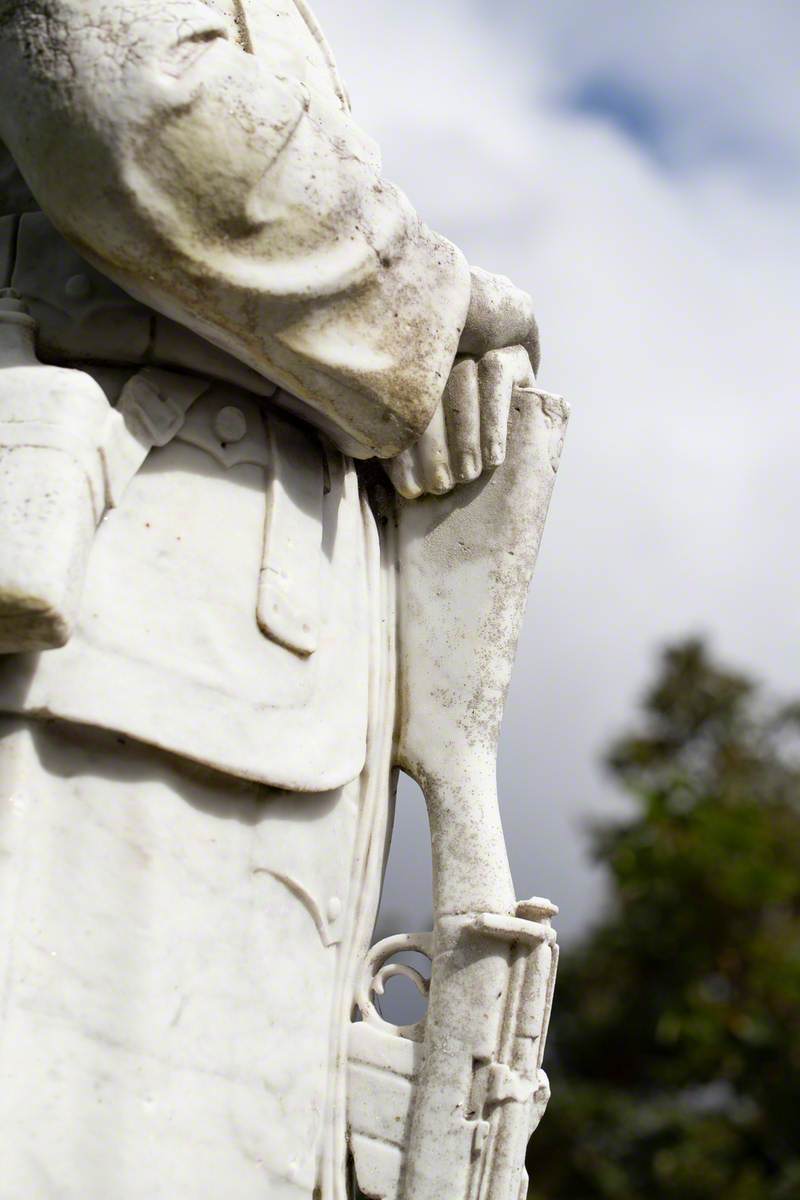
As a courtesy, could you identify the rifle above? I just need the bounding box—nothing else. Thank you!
[348,384,569,1200]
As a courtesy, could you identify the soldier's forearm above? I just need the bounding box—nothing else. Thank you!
[0,0,470,457]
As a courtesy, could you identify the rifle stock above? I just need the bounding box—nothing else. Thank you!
[347,385,568,1200]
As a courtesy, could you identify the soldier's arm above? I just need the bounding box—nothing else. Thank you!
[0,0,471,459]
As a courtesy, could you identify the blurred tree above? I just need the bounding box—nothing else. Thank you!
[529,639,800,1200]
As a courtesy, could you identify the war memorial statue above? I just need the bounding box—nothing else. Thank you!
[0,3,568,1197]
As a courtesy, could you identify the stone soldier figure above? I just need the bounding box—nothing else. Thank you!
[0,4,563,1199]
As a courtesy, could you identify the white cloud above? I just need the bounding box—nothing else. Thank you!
[313,0,800,942]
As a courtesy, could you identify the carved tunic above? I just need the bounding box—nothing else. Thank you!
[0,5,414,1196]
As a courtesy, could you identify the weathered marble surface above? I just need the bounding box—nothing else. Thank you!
[0,298,373,789]
[0,3,565,1198]
[348,386,567,1200]
[0,719,356,1198]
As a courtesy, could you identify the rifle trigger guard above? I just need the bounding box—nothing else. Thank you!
[354,931,434,1042]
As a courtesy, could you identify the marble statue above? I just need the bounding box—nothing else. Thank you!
[0,3,568,1198]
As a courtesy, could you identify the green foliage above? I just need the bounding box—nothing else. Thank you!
[530,640,800,1200]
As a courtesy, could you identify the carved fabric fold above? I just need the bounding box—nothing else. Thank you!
[0,0,470,458]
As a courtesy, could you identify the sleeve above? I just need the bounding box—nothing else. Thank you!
[0,1,471,457]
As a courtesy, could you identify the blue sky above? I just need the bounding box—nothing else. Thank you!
[499,0,800,178]
[567,76,668,160]
[312,0,800,948]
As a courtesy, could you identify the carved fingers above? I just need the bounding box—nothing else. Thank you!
[478,345,535,467]
[445,357,482,484]
[385,400,444,500]
[385,345,536,499]
[385,262,541,498]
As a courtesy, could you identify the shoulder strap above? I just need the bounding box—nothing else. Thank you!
[258,405,328,657]
[291,0,350,110]
[238,1,350,110]
[107,369,211,506]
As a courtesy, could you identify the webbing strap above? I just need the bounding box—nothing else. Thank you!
[107,368,211,506]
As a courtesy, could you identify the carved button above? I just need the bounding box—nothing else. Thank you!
[65,273,93,301]
[327,896,342,922]
[213,405,247,443]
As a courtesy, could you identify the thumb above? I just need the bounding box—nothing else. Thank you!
[459,267,538,366]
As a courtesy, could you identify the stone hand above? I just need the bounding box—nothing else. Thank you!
[386,344,537,499]
[460,265,541,371]
[385,268,540,498]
